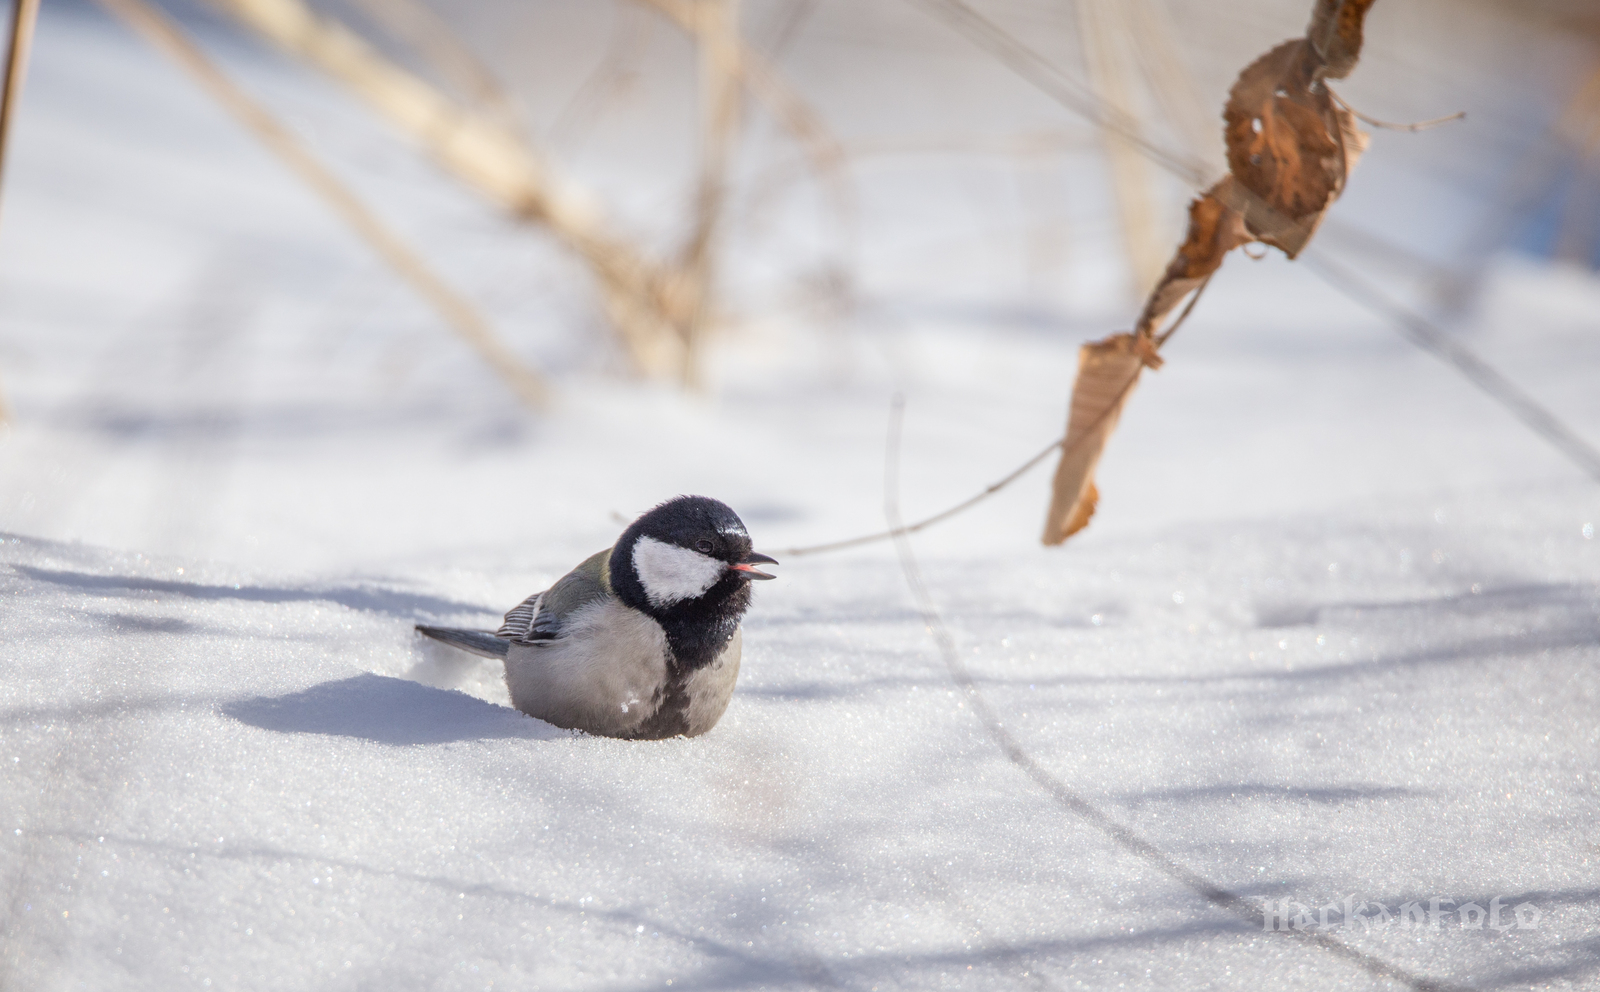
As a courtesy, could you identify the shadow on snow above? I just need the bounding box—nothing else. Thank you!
[12,564,493,621]
[224,673,563,745]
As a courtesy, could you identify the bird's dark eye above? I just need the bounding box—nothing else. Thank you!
[695,539,714,554]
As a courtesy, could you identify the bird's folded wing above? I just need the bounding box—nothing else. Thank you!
[496,592,546,640]
[499,548,613,643]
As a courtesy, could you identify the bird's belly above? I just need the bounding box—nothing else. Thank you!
[680,627,741,737]
[503,607,744,739]
[504,599,671,737]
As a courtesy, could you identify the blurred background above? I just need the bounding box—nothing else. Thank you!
[0,0,1596,570]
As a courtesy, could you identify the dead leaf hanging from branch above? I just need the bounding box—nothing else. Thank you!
[1039,332,1159,544]
[1042,0,1380,546]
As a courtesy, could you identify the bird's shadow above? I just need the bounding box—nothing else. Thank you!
[12,564,492,621]
[224,673,566,745]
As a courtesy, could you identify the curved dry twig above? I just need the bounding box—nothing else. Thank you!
[882,394,1461,992]
[1328,89,1465,133]
[779,277,1211,558]
[779,433,1064,558]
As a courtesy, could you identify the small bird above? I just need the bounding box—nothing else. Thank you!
[416,495,778,739]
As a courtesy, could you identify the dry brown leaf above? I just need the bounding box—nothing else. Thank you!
[1221,31,1374,257]
[1224,42,1340,230]
[1216,105,1367,258]
[1041,333,1154,545]
[1306,0,1378,81]
[1135,182,1252,335]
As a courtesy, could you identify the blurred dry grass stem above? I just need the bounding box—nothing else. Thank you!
[682,0,743,387]
[1552,66,1600,265]
[1444,64,1600,293]
[1074,0,1167,298]
[550,2,653,146]
[635,0,852,225]
[1123,0,1226,181]
[0,0,37,221]
[201,0,848,387]
[95,0,551,408]
[911,0,1207,186]
[199,0,693,378]
[0,0,41,423]
[1072,0,1230,299]
[344,0,525,132]
[635,0,854,384]
[1554,66,1600,153]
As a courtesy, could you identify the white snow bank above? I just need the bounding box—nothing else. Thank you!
[3,481,1596,990]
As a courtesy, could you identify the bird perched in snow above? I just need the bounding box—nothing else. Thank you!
[416,495,778,740]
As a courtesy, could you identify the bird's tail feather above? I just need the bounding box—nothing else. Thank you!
[415,625,510,659]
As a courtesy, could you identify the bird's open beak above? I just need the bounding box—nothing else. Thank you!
[731,551,779,580]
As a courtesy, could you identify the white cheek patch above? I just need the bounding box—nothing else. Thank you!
[632,536,725,608]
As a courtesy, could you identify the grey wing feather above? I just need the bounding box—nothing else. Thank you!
[415,625,510,658]
[498,549,614,643]
[496,592,546,640]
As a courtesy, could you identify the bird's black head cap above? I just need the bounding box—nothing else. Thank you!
[632,495,752,561]
[610,495,774,671]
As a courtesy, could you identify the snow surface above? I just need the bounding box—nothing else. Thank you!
[2,2,1599,990]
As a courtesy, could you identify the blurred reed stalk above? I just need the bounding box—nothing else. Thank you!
[1068,0,1227,299]
[1120,0,1226,184]
[1074,0,1167,298]
[678,0,742,387]
[0,0,37,222]
[637,0,857,378]
[0,0,40,423]
[198,0,692,378]
[343,0,525,134]
[200,0,848,387]
[1552,67,1600,265]
[636,0,849,210]
[95,0,552,408]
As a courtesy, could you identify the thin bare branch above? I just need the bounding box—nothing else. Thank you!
[765,0,815,58]
[1153,273,1211,347]
[1123,0,1226,182]
[778,433,1063,557]
[95,0,551,408]
[1329,89,1465,132]
[737,41,854,235]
